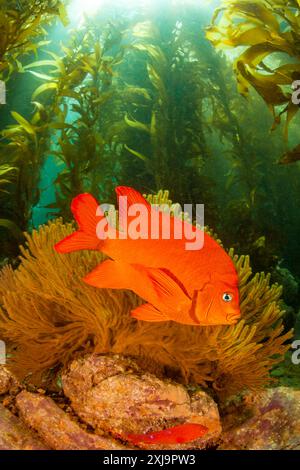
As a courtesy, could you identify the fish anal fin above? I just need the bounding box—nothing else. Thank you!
[84,260,166,306]
[131,303,168,322]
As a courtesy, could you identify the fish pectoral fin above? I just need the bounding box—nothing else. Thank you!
[145,267,190,309]
[131,303,168,322]
[142,268,198,324]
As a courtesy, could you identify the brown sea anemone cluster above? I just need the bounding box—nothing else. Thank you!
[0,192,292,399]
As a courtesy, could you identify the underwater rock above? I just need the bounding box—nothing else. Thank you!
[0,366,16,395]
[219,387,300,450]
[0,402,48,450]
[16,390,129,450]
[62,354,221,450]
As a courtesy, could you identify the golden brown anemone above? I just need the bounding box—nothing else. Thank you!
[0,191,292,399]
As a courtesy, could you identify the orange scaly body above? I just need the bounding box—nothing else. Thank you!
[126,423,209,446]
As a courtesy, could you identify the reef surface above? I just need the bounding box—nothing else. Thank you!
[0,356,299,450]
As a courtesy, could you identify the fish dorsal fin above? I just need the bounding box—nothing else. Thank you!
[115,186,151,233]
[116,186,151,206]
[126,423,208,445]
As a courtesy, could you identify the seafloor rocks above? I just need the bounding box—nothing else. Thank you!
[0,402,48,450]
[1,355,299,450]
[61,354,222,450]
[0,367,12,395]
[0,365,18,395]
[219,387,300,450]
[16,390,129,450]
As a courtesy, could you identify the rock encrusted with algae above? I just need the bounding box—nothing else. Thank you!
[0,356,299,450]
[16,390,129,450]
[62,354,221,450]
[0,366,17,395]
[219,387,300,450]
[0,402,48,450]
[0,354,220,450]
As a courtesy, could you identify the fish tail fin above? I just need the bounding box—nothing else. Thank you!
[55,193,104,253]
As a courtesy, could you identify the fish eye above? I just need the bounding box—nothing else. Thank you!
[222,293,233,302]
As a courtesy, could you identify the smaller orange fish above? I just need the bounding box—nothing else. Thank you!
[126,423,208,446]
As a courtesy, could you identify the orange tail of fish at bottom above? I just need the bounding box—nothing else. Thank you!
[125,423,209,445]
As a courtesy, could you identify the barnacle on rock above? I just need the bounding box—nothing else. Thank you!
[0,192,292,399]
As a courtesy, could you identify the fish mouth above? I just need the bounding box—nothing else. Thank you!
[226,312,240,324]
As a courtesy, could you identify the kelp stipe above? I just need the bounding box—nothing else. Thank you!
[22,19,127,221]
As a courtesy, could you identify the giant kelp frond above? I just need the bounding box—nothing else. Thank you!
[22,19,126,219]
[207,0,300,161]
[0,0,67,81]
[0,0,67,249]
[0,17,126,232]
[0,105,53,232]
[0,197,292,399]
[122,16,215,203]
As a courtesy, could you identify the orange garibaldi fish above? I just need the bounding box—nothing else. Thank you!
[55,186,240,326]
[125,423,209,446]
